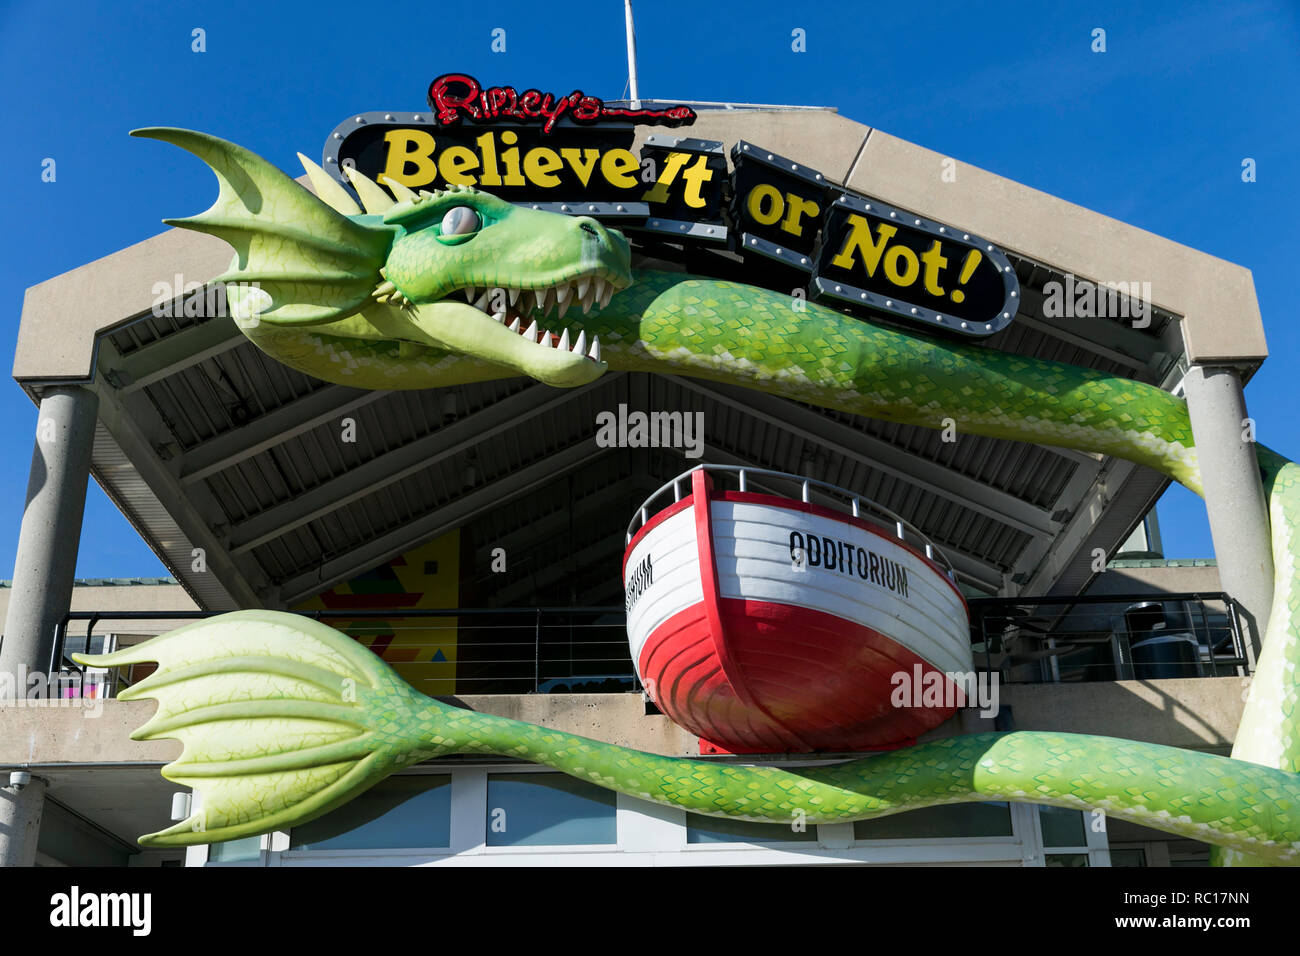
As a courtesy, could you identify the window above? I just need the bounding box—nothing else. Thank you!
[853,801,1014,841]
[1109,847,1147,867]
[486,772,616,846]
[207,836,261,862]
[686,812,817,844]
[1039,805,1087,848]
[289,775,451,850]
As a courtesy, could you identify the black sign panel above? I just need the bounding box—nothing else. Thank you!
[325,98,1021,337]
[815,194,1017,334]
[730,141,831,272]
[638,135,728,244]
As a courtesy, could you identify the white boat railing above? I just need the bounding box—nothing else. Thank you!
[626,464,959,582]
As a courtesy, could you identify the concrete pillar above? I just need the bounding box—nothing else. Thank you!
[1181,366,1273,657]
[0,387,99,679]
[0,775,46,866]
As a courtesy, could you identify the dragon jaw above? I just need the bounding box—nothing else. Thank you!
[395,270,623,388]
[375,188,632,388]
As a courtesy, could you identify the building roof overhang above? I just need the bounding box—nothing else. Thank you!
[12,107,1266,609]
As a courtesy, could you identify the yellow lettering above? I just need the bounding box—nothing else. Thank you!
[779,194,819,237]
[381,129,438,187]
[476,132,501,187]
[830,214,897,276]
[746,184,784,225]
[640,151,691,202]
[499,130,525,186]
[439,145,480,186]
[678,155,715,209]
[920,240,948,296]
[523,147,564,188]
[601,149,639,189]
[559,148,600,187]
[884,245,920,286]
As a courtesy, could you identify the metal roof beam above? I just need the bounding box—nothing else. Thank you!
[494,536,626,605]
[111,319,246,394]
[667,376,1059,539]
[179,385,391,485]
[90,384,262,610]
[1014,285,1163,374]
[472,477,658,564]
[230,375,618,554]
[280,440,603,605]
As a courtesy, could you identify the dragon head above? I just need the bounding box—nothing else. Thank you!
[375,185,631,387]
[132,127,634,390]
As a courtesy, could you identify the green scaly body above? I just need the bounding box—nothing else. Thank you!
[80,129,1300,864]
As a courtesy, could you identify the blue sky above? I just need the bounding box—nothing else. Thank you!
[0,0,1297,578]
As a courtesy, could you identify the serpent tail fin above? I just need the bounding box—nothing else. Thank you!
[74,610,443,847]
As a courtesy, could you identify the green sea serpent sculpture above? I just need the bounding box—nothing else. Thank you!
[78,128,1300,865]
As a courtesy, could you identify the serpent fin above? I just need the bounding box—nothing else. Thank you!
[379,175,420,204]
[133,127,396,326]
[74,610,437,847]
[343,164,397,214]
[296,151,363,215]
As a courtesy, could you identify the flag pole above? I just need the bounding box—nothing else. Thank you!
[624,0,641,109]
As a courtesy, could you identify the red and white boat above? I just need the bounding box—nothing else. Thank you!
[623,466,972,754]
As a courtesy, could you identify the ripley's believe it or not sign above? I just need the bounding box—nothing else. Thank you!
[324,73,1019,337]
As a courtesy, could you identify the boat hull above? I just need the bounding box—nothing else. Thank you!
[625,472,972,753]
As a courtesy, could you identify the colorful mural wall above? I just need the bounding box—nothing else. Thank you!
[294,532,460,695]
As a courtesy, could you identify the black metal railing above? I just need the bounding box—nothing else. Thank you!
[51,606,631,699]
[968,592,1248,684]
[47,591,1250,702]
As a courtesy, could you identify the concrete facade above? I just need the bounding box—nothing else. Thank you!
[0,579,200,642]
[0,676,1245,768]
[0,387,100,677]
[1182,366,1274,655]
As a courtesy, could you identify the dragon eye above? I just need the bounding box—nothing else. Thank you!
[440,206,480,236]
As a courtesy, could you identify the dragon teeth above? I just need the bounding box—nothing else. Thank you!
[576,277,590,301]
[573,330,587,356]
[472,290,491,311]
[508,287,520,307]
[589,336,602,362]
[508,317,521,333]
[558,329,570,352]
[599,281,614,309]
[557,296,571,320]
[463,286,477,303]
[524,319,540,343]
[491,311,506,324]
[556,285,573,309]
